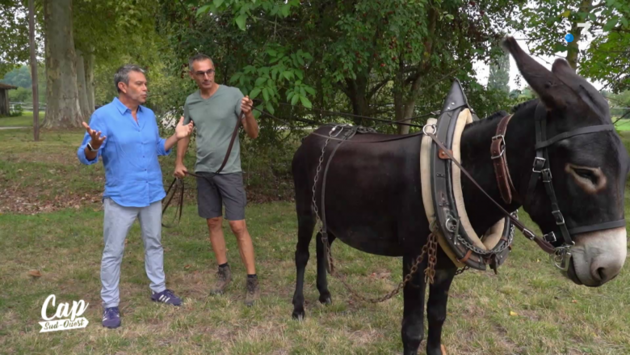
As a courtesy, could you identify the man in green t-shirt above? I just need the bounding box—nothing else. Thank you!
[174,53,260,306]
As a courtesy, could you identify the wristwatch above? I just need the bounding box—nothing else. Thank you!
[87,142,98,152]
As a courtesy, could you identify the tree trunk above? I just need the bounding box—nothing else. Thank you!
[84,51,95,112]
[28,0,39,141]
[42,0,83,129]
[75,49,91,118]
[346,75,371,125]
[397,7,438,134]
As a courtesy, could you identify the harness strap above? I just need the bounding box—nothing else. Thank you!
[320,127,360,273]
[425,129,556,254]
[491,114,518,204]
[535,124,615,150]
[568,219,626,235]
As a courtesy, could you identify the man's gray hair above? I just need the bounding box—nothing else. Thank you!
[188,53,214,71]
[114,64,145,93]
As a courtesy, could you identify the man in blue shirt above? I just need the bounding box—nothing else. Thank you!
[77,64,194,329]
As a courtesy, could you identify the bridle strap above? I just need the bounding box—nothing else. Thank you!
[568,219,626,235]
[535,124,615,150]
[491,114,518,204]
[525,103,624,245]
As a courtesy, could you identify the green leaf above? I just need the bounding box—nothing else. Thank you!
[291,93,300,106]
[304,86,316,95]
[249,88,261,99]
[282,71,293,80]
[281,4,291,17]
[255,77,267,86]
[604,18,618,31]
[196,4,212,16]
[266,48,278,57]
[561,10,571,18]
[299,95,312,108]
[214,0,224,8]
[235,14,247,31]
[295,71,304,80]
[266,101,275,115]
[262,88,270,101]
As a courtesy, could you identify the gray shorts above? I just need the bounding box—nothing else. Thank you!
[196,172,247,220]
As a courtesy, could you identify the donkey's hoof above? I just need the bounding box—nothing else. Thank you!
[319,294,332,305]
[292,308,305,320]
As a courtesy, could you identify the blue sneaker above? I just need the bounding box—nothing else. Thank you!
[102,307,121,328]
[151,289,182,306]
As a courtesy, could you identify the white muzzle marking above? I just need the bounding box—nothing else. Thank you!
[570,227,627,286]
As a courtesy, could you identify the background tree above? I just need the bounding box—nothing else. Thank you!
[511,0,630,92]
[488,47,510,94]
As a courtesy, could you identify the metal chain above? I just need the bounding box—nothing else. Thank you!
[310,125,438,303]
[451,211,518,256]
[336,233,437,303]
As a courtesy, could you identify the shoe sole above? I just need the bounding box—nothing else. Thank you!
[151,299,181,306]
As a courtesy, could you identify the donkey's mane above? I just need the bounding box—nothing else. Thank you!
[466,98,539,129]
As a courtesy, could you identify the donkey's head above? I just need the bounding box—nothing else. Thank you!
[503,37,629,287]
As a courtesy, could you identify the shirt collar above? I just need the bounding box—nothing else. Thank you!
[113,97,144,115]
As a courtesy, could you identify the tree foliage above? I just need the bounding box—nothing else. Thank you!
[511,0,630,92]
[157,0,522,140]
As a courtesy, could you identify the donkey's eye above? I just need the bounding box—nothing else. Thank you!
[573,167,599,184]
[574,168,594,179]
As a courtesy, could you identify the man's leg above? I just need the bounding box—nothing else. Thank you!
[197,173,232,294]
[138,199,181,306]
[216,173,259,306]
[101,198,138,327]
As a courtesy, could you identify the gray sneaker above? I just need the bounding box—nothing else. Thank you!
[210,265,232,295]
[245,276,259,307]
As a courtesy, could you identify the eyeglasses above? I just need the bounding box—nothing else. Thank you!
[194,69,215,77]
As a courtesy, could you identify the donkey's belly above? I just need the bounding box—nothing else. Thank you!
[331,224,405,257]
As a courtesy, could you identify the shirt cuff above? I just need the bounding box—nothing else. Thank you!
[157,138,171,156]
[77,144,100,165]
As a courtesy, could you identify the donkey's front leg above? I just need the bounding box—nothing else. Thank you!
[401,253,428,355]
[426,252,457,355]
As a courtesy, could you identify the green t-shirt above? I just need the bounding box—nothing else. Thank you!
[183,85,244,174]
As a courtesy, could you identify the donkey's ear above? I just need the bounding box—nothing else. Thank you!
[501,37,577,110]
[551,58,610,118]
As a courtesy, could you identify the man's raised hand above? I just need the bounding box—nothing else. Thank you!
[82,121,106,149]
[175,116,194,140]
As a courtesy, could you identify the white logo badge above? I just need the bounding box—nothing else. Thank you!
[39,294,89,333]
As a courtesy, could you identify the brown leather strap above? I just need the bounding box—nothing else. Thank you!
[458,250,473,263]
[425,130,556,254]
[215,112,245,174]
[491,115,518,204]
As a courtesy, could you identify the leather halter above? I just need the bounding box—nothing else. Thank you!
[491,114,518,204]
[500,103,625,246]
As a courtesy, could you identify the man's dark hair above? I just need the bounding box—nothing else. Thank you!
[114,64,145,93]
[188,53,214,71]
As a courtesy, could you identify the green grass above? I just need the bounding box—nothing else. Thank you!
[0,112,34,127]
[615,119,630,132]
[1,128,630,354]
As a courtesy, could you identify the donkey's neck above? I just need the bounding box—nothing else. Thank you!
[459,104,537,235]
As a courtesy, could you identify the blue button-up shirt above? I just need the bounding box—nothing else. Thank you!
[77,97,171,207]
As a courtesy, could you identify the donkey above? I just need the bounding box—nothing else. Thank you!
[290,37,629,355]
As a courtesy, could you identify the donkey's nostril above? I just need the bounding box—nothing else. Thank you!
[595,267,606,282]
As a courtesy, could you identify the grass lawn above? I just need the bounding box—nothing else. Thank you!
[0,111,34,127]
[1,128,630,354]
[615,119,630,132]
